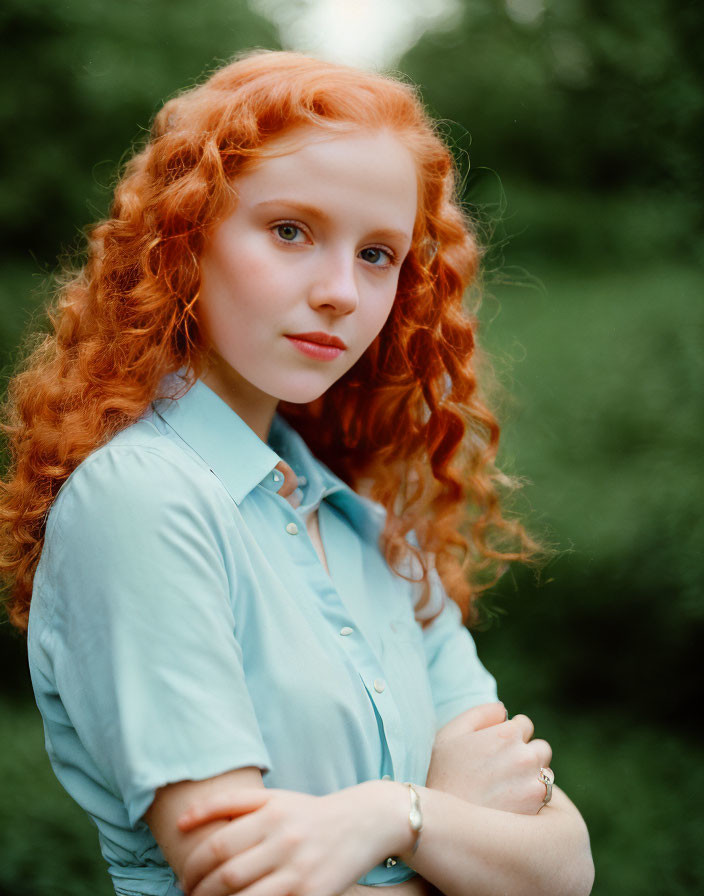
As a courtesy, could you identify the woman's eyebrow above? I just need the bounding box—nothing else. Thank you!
[254,198,411,245]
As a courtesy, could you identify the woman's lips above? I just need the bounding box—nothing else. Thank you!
[284,336,345,361]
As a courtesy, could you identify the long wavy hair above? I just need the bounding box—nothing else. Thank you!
[0,48,540,634]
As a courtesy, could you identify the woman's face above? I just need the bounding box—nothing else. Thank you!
[196,124,418,437]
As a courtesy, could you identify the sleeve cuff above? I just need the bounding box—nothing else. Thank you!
[125,748,273,828]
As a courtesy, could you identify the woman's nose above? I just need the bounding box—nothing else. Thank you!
[307,251,359,314]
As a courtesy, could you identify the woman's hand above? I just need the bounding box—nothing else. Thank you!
[426,702,552,815]
[176,781,412,896]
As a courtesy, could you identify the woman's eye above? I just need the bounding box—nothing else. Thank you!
[360,247,395,267]
[273,222,305,243]
[271,224,394,266]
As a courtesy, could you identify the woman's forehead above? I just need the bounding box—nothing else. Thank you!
[239,122,414,172]
[232,129,418,234]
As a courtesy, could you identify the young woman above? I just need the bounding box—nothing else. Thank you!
[0,50,593,896]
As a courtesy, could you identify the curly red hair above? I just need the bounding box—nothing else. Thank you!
[0,48,539,633]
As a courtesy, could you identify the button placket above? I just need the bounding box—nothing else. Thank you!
[271,492,338,596]
[276,494,408,781]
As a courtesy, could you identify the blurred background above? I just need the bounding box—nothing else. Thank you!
[0,0,702,893]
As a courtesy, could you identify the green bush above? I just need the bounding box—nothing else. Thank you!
[474,259,703,726]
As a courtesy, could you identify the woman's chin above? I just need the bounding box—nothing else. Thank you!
[273,378,339,405]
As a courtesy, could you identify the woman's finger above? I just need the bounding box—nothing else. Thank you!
[224,867,298,896]
[179,787,274,832]
[509,714,535,742]
[464,702,507,731]
[434,701,506,742]
[190,838,280,896]
[183,812,267,894]
[531,737,553,769]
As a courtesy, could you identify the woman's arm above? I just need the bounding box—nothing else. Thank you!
[173,703,593,896]
[145,766,267,885]
[146,768,436,896]
[174,776,592,896]
[407,703,594,895]
[400,782,594,896]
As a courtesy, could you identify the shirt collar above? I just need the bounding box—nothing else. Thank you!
[151,371,385,539]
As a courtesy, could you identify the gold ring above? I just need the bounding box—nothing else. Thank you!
[538,767,554,805]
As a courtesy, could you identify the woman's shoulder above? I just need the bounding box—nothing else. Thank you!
[47,412,220,537]
[31,408,242,630]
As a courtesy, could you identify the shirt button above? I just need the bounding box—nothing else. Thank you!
[381,774,392,781]
[272,472,282,483]
[339,626,354,636]
[373,678,386,693]
[285,522,299,535]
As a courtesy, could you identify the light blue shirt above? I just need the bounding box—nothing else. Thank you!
[27,371,498,896]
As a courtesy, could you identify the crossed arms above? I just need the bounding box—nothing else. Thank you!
[145,702,594,896]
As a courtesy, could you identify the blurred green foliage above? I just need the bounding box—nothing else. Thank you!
[0,0,702,894]
[475,262,703,723]
[403,0,704,254]
[0,0,278,260]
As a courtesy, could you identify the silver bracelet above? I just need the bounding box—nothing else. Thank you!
[385,782,423,868]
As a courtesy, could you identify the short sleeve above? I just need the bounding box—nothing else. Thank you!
[41,444,272,828]
[420,567,499,730]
